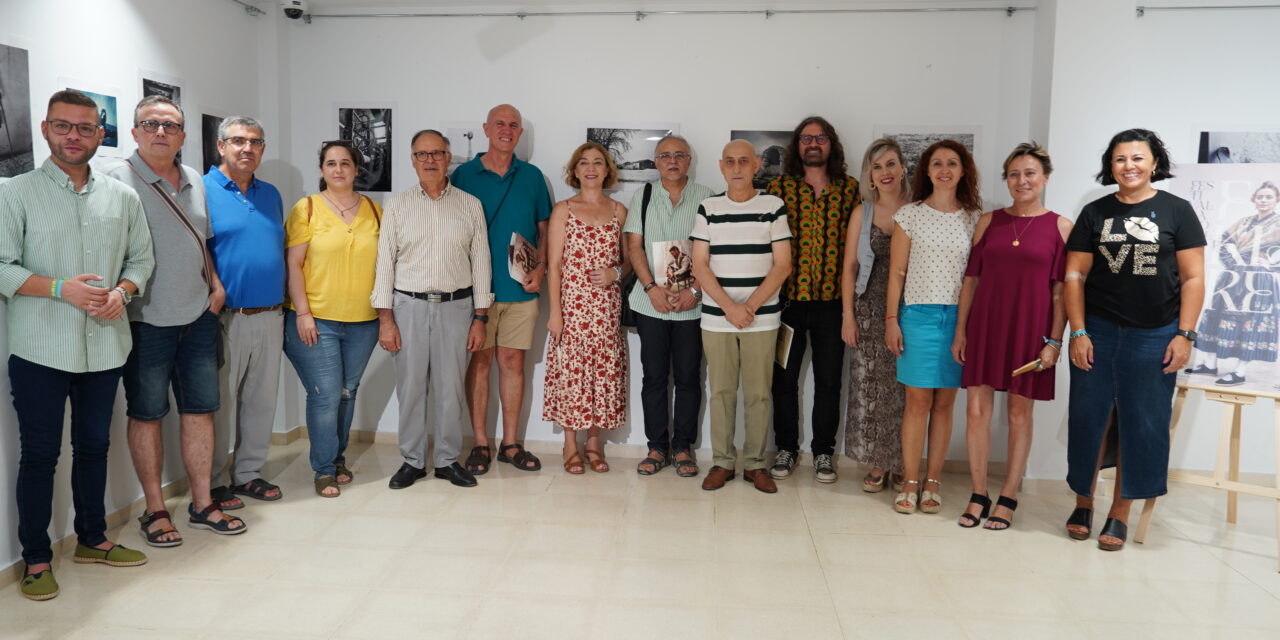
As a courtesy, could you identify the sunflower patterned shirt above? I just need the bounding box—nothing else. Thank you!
[766,173,860,301]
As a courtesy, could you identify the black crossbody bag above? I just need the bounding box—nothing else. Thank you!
[618,182,652,328]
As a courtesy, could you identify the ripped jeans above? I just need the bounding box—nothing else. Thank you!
[284,310,380,478]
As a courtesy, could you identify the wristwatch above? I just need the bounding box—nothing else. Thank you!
[643,282,657,292]
[1175,329,1197,343]
[472,313,489,324]
[113,286,132,305]
[692,288,703,301]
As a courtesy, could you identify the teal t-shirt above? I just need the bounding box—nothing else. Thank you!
[451,153,553,303]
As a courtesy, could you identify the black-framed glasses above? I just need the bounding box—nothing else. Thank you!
[136,120,184,134]
[47,119,100,137]
[413,150,449,162]
[656,152,691,161]
[222,136,266,149]
[799,134,831,145]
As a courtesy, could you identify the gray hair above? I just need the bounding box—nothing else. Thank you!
[217,115,265,141]
[410,129,450,148]
[133,95,184,125]
[655,134,690,155]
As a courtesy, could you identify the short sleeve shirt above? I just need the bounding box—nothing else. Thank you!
[689,192,791,332]
[894,201,977,306]
[766,174,860,302]
[1066,190,1206,327]
[204,168,285,309]
[450,153,553,304]
[285,195,382,322]
[623,180,715,321]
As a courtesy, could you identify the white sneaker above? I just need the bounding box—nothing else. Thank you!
[813,454,837,484]
[770,450,798,479]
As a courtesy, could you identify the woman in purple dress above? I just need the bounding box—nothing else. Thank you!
[951,142,1072,529]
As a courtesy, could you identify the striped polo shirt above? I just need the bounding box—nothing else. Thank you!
[689,192,791,332]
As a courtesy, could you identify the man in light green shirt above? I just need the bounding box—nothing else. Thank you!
[0,90,154,601]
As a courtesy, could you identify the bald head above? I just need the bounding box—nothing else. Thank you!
[483,104,523,155]
[720,139,761,193]
[724,139,756,158]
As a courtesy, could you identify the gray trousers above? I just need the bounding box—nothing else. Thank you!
[393,293,470,469]
[213,309,283,486]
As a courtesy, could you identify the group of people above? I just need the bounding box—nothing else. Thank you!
[0,89,1206,602]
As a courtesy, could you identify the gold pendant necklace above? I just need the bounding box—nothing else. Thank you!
[1010,211,1038,246]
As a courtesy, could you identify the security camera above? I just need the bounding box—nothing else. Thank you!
[280,1,309,20]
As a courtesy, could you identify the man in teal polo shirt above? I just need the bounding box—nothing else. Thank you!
[451,104,552,474]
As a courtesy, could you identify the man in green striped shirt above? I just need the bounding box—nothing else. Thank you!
[0,90,154,601]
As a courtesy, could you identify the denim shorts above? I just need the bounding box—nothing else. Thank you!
[123,310,221,420]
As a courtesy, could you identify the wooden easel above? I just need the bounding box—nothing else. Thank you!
[1134,381,1280,571]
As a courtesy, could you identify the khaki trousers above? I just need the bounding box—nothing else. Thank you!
[702,328,777,471]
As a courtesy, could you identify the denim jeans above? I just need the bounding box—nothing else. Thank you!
[1067,314,1178,500]
[123,310,221,420]
[9,356,121,565]
[283,311,379,477]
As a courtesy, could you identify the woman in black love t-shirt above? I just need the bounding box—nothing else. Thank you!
[1061,129,1206,552]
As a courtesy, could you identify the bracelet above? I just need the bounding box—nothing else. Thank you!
[612,265,623,280]
[55,279,65,299]
[1043,336,1062,349]
[885,314,898,321]
[1069,329,1089,339]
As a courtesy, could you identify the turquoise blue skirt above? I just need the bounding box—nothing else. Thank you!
[897,304,962,389]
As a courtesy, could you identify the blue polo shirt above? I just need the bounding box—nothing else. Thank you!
[204,167,285,308]
[451,153,552,303]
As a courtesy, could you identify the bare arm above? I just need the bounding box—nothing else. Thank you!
[545,204,568,337]
[745,239,792,313]
[1164,246,1206,373]
[1065,251,1093,370]
[952,213,992,364]
[884,223,910,357]
[286,243,318,346]
[840,205,863,347]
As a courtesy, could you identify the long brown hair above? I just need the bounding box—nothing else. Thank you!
[318,140,362,192]
[782,115,847,180]
[911,139,982,212]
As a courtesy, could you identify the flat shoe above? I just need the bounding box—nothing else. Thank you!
[584,449,609,473]
[73,543,148,567]
[20,569,59,601]
[334,463,354,485]
[314,475,340,498]
[563,451,585,475]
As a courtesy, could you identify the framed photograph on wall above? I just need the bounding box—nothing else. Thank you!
[730,129,790,190]
[1198,130,1280,164]
[201,113,225,174]
[335,103,394,192]
[584,123,679,195]
[0,38,34,177]
[139,68,183,107]
[60,77,122,157]
[872,124,980,180]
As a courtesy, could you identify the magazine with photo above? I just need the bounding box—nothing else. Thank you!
[508,232,537,283]
[651,239,695,292]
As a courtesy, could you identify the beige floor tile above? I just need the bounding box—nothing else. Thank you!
[803,501,907,535]
[336,592,482,639]
[378,549,504,594]
[174,538,297,583]
[61,626,179,640]
[211,583,364,637]
[412,521,525,554]
[602,557,712,605]
[840,612,968,640]
[814,532,918,571]
[712,529,820,565]
[713,495,809,531]
[716,604,844,639]
[823,569,945,614]
[269,543,398,587]
[514,523,621,560]
[92,577,250,630]
[467,596,594,640]
[531,493,629,528]
[488,556,613,597]
[712,560,830,608]
[935,572,1071,619]
[957,616,1088,639]
[1145,579,1280,629]
[623,496,715,530]
[912,533,1031,575]
[1046,577,1191,624]
[614,526,715,562]
[352,483,457,514]
[630,473,709,501]
[590,602,716,639]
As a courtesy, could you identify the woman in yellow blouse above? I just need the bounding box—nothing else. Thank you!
[284,140,382,497]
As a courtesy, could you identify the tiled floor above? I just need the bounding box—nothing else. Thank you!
[3,439,1278,639]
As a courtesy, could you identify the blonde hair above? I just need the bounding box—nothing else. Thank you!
[1002,141,1053,179]
[859,137,911,202]
[564,141,619,189]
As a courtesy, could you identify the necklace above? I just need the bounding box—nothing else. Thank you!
[322,192,360,218]
[1009,211,1039,246]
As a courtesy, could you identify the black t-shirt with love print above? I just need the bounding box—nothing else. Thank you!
[1066,190,1206,328]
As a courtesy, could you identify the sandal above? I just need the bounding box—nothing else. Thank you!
[334,463,354,485]
[498,443,542,471]
[563,451,585,475]
[1097,517,1128,551]
[465,445,492,475]
[894,480,920,514]
[187,503,247,535]
[984,496,1018,530]
[673,450,699,478]
[1066,506,1093,540]
[920,478,943,514]
[637,449,668,476]
[137,510,183,548]
[891,473,905,492]
[211,485,244,511]
[862,471,887,493]
[957,493,991,528]
[314,476,340,498]
[584,449,609,473]
[230,478,282,501]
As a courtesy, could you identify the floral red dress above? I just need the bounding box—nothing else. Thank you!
[542,205,628,431]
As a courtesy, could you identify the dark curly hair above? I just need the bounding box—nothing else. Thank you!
[911,139,982,213]
[1096,128,1174,185]
[782,115,847,180]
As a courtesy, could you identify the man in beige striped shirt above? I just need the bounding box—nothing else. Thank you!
[372,129,493,489]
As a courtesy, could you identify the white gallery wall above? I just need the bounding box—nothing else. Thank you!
[1,0,1279,569]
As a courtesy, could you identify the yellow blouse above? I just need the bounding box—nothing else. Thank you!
[285,194,382,322]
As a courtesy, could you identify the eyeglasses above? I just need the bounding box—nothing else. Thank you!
[222,136,266,149]
[47,119,100,137]
[136,120,184,134]
[799,134,831,145]
[413,150,449,162]
[656,152,691,161]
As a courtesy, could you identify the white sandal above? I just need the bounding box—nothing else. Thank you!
[920,478,943,514]
[894,480,920,514]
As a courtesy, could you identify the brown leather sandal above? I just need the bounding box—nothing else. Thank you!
[584,449,609,473]
[465,445,493,475]
[563,451,585,475]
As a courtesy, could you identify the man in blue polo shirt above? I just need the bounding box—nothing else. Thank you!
[204,115,286,507]
[451,104,552,475]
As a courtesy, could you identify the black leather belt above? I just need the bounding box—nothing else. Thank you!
[395,287,473,302]
[226,304,282,315]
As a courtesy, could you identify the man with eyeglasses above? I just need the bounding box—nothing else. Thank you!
[203,115,286,506]
[0,90,155,601]
[103,96,246,547]
[766,116,860,484]
[375,130,492,489]
[451,104,552,475]
[624,135,713,478]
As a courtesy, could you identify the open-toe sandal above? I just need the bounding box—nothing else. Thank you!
[584,449,610,473]
[334,463,354,485]
[138,510,183,548]
[957,493,990,528]
[673,451,699,478]
[498,443,542,472]
[314,475,340,498]
[187,503,247,535]
[1097,517,1128,551]
[230,478,282,501]
[862,471,887,493]
[984,496,1019,530]
[1066,506,1093,540]
[894,480,920,514]
[637,450,668,476]
[919,478,943,514]
[563,451,586,475]
[465,445,493,475]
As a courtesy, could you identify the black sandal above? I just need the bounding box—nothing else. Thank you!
[230,478,282,501]
[211,485,244,511]
[1098,517,1127,551]
[187,503,248,535]
[1066,507,1093,540]
[984,496,1018,530]
[465,445,492,475]
[637,449,668,476]
[138,510,183,548]
[498,443,541,471]
[957,493,991,528]
[673,450,699,478]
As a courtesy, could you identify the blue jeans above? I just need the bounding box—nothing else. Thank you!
[123,311,221,420]
[1067,314,1178,500]
[283,311,379,478]
[9,356,121,565]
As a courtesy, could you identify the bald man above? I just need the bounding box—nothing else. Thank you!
[691,140,792,493]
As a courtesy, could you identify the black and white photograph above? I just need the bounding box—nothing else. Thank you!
[141,76,181,106]
[337,107,392,192]
[0,40,33,177]
[731,129,790,189]
[201,113,224,173]
[64,85,120,153]
[585,124,678,185]
[873,125,979,179]
[1199,131,1280,164]
[444,122,484,173]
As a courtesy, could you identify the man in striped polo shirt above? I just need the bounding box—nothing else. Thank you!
[691,140,792,494]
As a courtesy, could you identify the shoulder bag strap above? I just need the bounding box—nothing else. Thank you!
[126,159,214,292]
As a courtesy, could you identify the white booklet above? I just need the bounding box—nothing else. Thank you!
[776,322,795,368]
